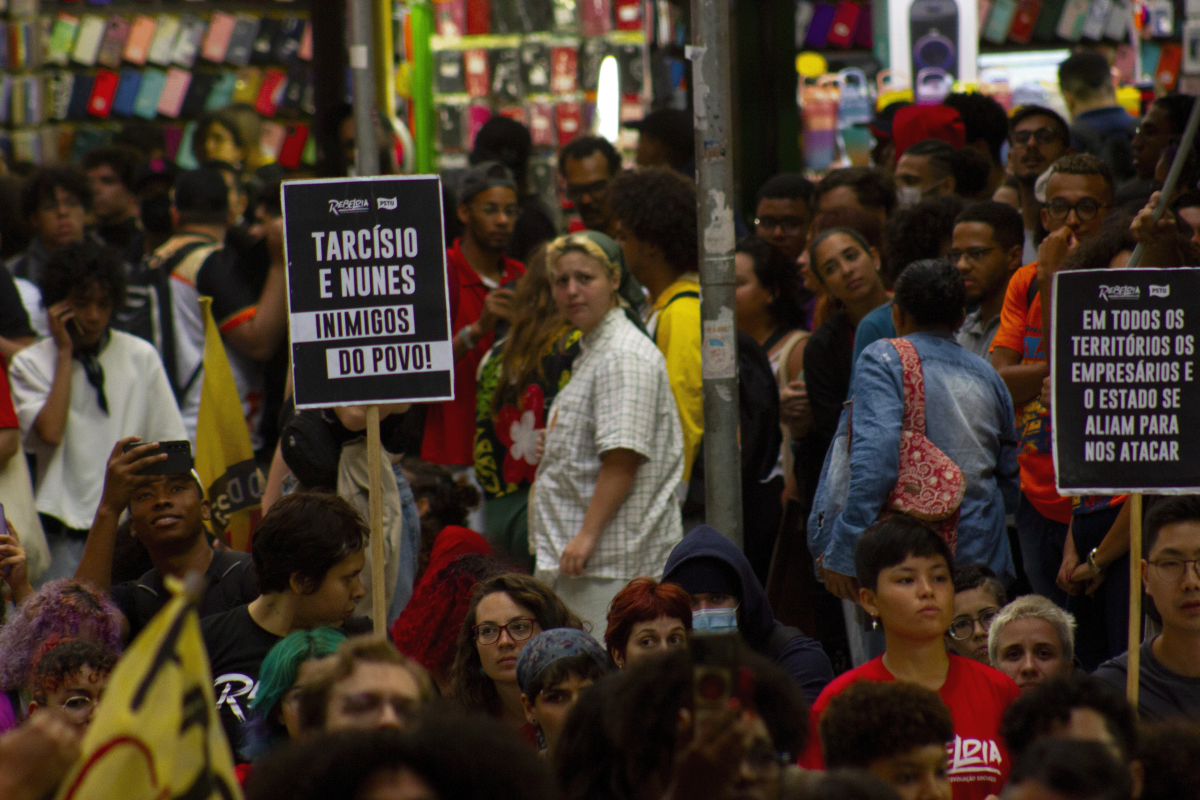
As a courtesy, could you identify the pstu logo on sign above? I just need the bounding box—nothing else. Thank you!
[1150,285,1170,298]
[377,197,398,210]
[328,198,370,216]
[1098,285,1140,302]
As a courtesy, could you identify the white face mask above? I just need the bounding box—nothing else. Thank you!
[692,606,739,635]
[896,185,922,209]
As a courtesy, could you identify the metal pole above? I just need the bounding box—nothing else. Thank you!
[1126,95,1200,268]
[350,0,381,178]
[690,0,743,547]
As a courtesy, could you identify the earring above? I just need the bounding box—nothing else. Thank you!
[871,617,879,631]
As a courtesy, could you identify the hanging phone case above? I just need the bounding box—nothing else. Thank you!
[1008,0,1041,42]
[72,14,106,65]
[205,71,237,111]
[1082,0,1115,39]
[804,3,836,46]
[132,67,163,119]
[795,1,815,46]
[200,11,235,63]
[1104,0,1129,39]
[437,103,465,151]
[550,46,578,93]
[46,14,79,66]
[181,70,216,117]
[1156,43,1181,88]
[1055,0,1090,40]
[97,16,130,69]
[259,121,286,160]
[146,14,179,66]
[580,0,613,36]
[272,17,303,62]
[67,72,94,119]
[464,48,490,97]
[225,14,259,66]
[170,15,207,67]
[278,123,309,169]
[232,66,262,104]
[123,15,156,65]
[250,18,279,65]
[255,67,287,116]
[615,0,642,30]
[49,70,73,120]
[435,50,466,94]
[854,1,874,46]
[87,68,119,117]
[466,0,491,35]
[528,101,555,146]
[826,1,861,47]
[112,67,141,116]
[554,101,581,146]
[157,66,191,118]
[491,47,524,101]
[983,0,1018,43]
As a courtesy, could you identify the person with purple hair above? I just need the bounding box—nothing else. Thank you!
[0,578,122,733]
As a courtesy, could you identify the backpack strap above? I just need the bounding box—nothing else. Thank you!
[1026,275,1039,308]
[885,338,926,436]
[663,289,700,308]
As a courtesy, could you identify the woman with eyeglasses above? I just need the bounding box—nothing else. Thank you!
[944,565,1006,664]
[449,573,583,741]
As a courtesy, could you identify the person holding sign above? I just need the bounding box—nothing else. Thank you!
[530,234,685,630]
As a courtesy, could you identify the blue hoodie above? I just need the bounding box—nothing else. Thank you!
[663,525,834,702]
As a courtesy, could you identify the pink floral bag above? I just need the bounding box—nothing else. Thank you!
[881,337,964,553]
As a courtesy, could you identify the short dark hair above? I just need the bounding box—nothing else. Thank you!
[854,515,954,592]
[39,239,127,310]
[1058,52,1113,100]
[471,116,533,185]
[1009,739,1132,800]
[173,167,230,227]
[820,681,954,768]
[943,92,1009,165]
[735,236,808,331]
[816,167,896,217]
[1000,674,1138,763]
[755,173,815,208]
[901,138,956,174]
[1010,105,1071,146]
[251,492,368,595]
[80,146,142,191]
[1144,495,1200,558]
[1152,94,1196,136]
[955,201,1024,251]
[558,135,621,178]
[952,563,1007,606]
[255,178,284,217]
[811,771,904,800]
[29,639,119,705]
[20,166,92,220]
[1048,152,1115,197]
[883,195,965,284]
[607,167,698,272]
[191,108,246,164]
[1137,720,1200,800]
[892,258,966,328]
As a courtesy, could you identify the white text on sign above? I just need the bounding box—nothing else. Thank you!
[291,306,415,344]
[326,341,454,379]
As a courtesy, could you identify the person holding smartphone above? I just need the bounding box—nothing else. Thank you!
[9,240,186,582]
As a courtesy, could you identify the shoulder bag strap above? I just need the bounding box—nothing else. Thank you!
[885,338,926,436]
[775,329,810,391]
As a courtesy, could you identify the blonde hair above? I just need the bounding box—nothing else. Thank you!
[545,234,620,281]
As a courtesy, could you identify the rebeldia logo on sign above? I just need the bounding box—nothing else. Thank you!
[328,198,370,216]
[1098,285,1140,302]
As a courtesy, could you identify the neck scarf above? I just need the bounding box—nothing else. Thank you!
[75,329,111,414]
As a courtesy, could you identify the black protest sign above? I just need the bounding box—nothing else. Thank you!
[282,175,453,409]
[1051,268,1200,494]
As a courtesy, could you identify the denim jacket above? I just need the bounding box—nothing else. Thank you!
[811,330,1019,581]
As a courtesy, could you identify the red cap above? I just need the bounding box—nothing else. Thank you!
[892,104,966,162]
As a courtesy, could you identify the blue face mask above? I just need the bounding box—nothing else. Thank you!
[692,606,739,635]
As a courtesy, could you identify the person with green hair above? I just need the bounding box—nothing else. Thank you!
[240,626,346,762]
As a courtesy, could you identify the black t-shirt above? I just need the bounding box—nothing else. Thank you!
[110,549,258,641]
[0,267,35,340]
[1093,636,1200,721]
[195,249,259,330]
[95,217,146,268]
[201,606,372,759]
[797,310,855,504]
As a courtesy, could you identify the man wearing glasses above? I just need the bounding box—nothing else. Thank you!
[558,135,622,237]
[1004,106,1072,264]
[1095,496,1200,720]
[991,154,1114,613]
[950,200,1025,359]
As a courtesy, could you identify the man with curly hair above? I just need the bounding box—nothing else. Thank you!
[26,639,118,732]
[607,168,702,484]
[818,681,955,800]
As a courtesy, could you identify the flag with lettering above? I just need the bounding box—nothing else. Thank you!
[54,577,242,800]
[194,296,260,551]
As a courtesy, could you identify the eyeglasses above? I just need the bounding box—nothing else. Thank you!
[473,617,537,645]
[947,246,1000,264]
[947,607,998,640]
[1148,558,1200,582]
[1045,197,1109,222]
[337,691,418,724]
[58,694,97,721]
[755,216,807,235]
[565,179,608,201]
[1010,127,1062,147]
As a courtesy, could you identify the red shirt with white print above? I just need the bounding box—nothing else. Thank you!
[800,653,1020,800]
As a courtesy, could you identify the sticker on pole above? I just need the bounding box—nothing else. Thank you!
[1051,268,1200,494]
[282,175,453,409]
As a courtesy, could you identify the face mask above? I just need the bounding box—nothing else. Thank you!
[140,194,173,235]
[895,185,922,209]
[692,606,739,635]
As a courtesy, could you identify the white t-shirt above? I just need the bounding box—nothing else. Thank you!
[9,330,187,529]
[14,277,47,339]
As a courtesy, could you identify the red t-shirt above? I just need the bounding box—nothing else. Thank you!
[800,654,1021,800]
[0,360,17,430]
[421,240,524,466]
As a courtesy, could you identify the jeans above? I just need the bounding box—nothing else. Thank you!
[1015,494,1070,608]
[36,516,88,587]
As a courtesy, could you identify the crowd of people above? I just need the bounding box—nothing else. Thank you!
[0,56,1198,800]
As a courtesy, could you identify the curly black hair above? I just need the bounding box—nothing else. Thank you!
[883,195,965,284]
[39,239,127,310]
[1000,674,1137,763]
[558,135,621,178]
[944,92,1010,166]
[20,165,92,220]
[607,167,698,273]
[29,639,119,705]
[1010,739,1132,800]
[80,145,143,191]
[892,258,966,329]
[1136,720,1200,800]
[820,681,954,768]
[252,492,368,595]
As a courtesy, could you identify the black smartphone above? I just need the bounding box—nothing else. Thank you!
[123,440,193,475]
[691,632,740,721]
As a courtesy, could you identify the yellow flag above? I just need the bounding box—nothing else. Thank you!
[54,578,243,800]
[194,296,261,552]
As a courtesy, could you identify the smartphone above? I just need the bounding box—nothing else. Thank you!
[123,440,192,475]
[691,632,740,722]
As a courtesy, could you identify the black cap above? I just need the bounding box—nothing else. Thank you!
[132,156,180,193]
[458,161,517,205]
[626,109,693,152]
[173,167,230,215]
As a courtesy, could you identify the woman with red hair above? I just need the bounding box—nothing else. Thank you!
[603,578,692,668]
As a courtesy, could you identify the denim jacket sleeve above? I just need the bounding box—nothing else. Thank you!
[823,342,905,576]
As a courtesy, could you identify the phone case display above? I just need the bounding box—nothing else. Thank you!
[2,1,316,168]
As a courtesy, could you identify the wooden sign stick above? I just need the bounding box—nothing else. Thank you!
[367,405,386,636]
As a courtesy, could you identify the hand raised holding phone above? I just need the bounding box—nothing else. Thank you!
[47,300,78,355]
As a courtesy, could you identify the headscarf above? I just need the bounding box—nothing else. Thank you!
[546,233,621,281]
[515,628,611,696]
[578,229,650,318]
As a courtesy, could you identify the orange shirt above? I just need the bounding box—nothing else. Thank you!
[990,263,1072,524]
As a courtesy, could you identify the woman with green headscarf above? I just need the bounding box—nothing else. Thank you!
[528,233,684,631]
